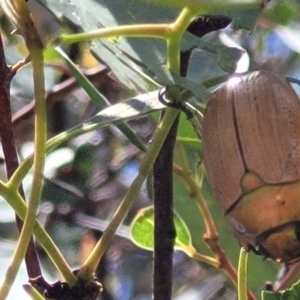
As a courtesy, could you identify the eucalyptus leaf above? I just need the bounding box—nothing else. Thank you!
[138,0,264,10]
[36,0,179,91]
[141,0,264,30]
[85,90,165,125]
[154,69,211,100]
[130,206,192,251]
[262,281,300,300]
[46,90,165,152]
[55,46,147,152]
[55,46,110,107]
[199,38,244,73]
[36,0,261,92]
[221,8,261,30]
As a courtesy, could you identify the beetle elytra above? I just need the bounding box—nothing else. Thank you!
[202,71,300,263]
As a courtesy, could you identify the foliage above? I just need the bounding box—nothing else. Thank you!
[0,0,299,300]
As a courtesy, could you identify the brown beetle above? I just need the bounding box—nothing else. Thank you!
[202,70,300,263]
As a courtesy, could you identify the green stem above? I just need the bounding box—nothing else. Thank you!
[0,181,8,193]
[60,23,171,44]
[23,285,46,300]
[2,188,76,285]
[180,245,219,268]
[78,6,196,281]
[8,8,197,192]
[238,248,249,300]
[2,4,197,288]
[0,3,43,298]
[0,1,75,298]
[175,142,217,237]
[8,119,122,189]
[78,107,180,280]
[167,7,194,72]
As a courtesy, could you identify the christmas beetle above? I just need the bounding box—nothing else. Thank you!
[202,71,300,263]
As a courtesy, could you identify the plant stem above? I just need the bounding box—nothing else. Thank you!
[1,188,76,284]
[78,107,180,280]
[8,8,198,191]
[166,7,194,72]
[174,142,256,300]
[182,245,219,268]
[0,1,54,298]
[23,285,46,300]
[175,142,218,237]
[10,107,150,189]
[0,29,42,283]
[9,110,144,191]
[60,24,171,44]
[238,248,249,300]
[153,114,179,300]
[151,8,195,299]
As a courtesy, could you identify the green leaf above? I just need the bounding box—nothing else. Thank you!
[216,46,244,73]
[223,8,261,30]
[37,0,179,91]
[199,39,244,73]
[138,0,263,30]
[46,90,165,153]
[182,31,246,75]
[139,0,263,10]
[261,291,281,300]
[261,279,300,300]
[85,90,165,125]
[130,206,192,251]
[156,69,211,100]
[37,0,261,92]
[55,46,147,152]
[263,2,295,26]
[55,46,111,107]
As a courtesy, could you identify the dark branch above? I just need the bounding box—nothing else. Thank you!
[153,114,179,300]
[152,15,233,300]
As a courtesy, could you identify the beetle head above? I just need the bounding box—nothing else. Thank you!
[226,176,300,263]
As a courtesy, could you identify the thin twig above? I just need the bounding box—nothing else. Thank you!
[78,108,180,281]
[174,143,256,300]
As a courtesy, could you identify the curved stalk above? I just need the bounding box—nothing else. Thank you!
[174,142,256,300]
[60,24,171,44]
[238,248,249,300]
[0,1,75,298]
[78,107,179,280]
[1,188,76,285]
